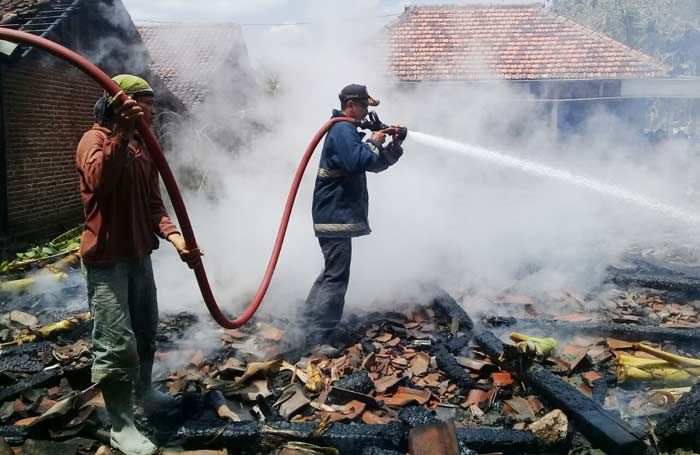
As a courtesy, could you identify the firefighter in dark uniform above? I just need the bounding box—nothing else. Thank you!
[303,84,405,347]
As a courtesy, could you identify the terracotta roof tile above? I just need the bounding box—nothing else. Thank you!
[0,0,49,24]
[387,4,666,81]
[137,23,247,109]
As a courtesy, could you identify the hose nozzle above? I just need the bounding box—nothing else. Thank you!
[360,111,408,142]
[390,126,408,142]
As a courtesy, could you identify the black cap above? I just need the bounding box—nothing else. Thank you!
[339,84,380,106]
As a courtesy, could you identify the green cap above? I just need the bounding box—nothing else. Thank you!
[107,74,154,105]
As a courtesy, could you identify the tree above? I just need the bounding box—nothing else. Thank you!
[553,0,700,75]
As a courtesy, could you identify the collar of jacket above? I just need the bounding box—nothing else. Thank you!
[331,109,359,126]
[91,123,145,141]
[91,123,112,135]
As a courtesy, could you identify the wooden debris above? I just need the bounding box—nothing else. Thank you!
[408,420,459,455]
[526,365,647,454]
[382,387,431,407]
[529,409,568,446]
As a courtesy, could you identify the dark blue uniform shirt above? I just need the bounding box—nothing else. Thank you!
[312,110,403,238]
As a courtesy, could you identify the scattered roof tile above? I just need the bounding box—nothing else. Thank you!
[387,4,666,81]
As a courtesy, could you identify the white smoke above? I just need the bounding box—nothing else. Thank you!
[142,0,700,324]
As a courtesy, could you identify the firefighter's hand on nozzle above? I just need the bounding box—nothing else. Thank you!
[371,130,387,144]
[168,233,204,269]
[114,98,143,134]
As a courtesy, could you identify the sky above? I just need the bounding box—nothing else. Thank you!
[121,0,540,24]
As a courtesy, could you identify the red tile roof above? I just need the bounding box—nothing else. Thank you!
[138,23,248,109]
[387,3,666,81]
[0,0,49,24]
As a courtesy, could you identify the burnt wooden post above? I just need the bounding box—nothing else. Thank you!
[525,365,647,454]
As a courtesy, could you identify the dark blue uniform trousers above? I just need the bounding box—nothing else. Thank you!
[304,237,352,345]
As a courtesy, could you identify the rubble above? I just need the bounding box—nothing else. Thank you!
[525,365,647,454]
[655,383,700,451]
[0,369,62,403]
[528,409,568,446]
[407,420,459,455]
[3,254,700,454]
[486,316,700,345]
[511,332,558,358]
[432,343,480,390]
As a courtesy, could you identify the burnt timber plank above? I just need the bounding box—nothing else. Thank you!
[486,317,700,346]
[525,365,646,455]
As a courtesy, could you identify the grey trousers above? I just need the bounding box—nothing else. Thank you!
[83,256,159,384]
[304,237,352,345]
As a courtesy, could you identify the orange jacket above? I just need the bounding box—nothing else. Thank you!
[76,124,179,264]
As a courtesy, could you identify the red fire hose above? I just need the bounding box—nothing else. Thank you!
[0,28,354,328]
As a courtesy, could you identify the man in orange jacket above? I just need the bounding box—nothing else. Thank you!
[77,74,201,455]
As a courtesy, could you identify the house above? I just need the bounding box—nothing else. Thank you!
[386,3,689,132]
[137,23,253,112]
[136,23,257,170]
[0,0,175,241]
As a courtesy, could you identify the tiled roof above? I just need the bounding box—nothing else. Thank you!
[138,23,247,109]
[387,4,667,81]
[0,0,49,24]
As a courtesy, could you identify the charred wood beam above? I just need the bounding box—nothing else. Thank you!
[398,406,438,428]
[485,317,700,346]
[429,288,502,363]
[432,343,481,390]
[0,340,52,358]
[313,421,406,453]
[0,341,52,373]
[0,425,29,445]
[177,420,259,449]
[0,368,61,402]
[591,378,608,407]
[177,420,407,453]
[607,267,700,297]
[473,329,505,360]
[455,428,537,455]
[431,288,474,337]
[176,418,538,454]
[362,448,405,455]
[444,335,470,354]
[655,382,700,451]
[525,365,647,455]
[333,371,374,395]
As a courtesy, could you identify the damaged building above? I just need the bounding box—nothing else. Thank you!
[137,22,258,148]
[0,0,179,243]
[137,22,252,112]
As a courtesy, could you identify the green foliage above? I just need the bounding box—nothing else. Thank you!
[0,226,82,275]
[553,0,700,75]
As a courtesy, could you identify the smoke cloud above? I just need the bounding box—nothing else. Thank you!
[146,0,700,325]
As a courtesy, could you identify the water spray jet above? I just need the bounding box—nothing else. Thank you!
[409,131,700,227]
